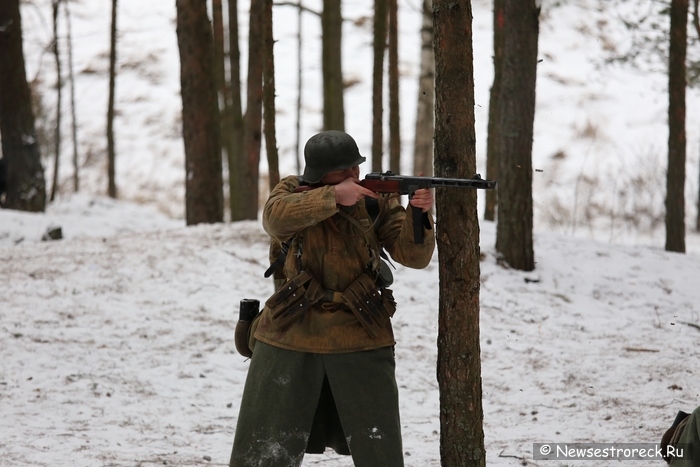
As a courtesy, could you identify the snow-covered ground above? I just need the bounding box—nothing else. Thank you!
[1,196,699,466]
[3,0,700,465]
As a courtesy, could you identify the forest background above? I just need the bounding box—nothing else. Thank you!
[8,0,700,250]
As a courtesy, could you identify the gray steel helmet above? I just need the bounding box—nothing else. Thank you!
[301,131,366,183]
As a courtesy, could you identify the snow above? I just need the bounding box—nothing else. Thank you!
[2,0,700,465]
[2,198,699,466]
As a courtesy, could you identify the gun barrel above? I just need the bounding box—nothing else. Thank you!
[364,172,496,191]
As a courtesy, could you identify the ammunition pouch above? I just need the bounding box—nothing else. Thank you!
[342,273,396,337]
[265,270,326,331]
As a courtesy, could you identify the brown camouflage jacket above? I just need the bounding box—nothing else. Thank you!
[253,175,435,353]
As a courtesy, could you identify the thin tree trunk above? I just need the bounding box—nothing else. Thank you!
[494,0,538,271]
[433,0,485,464]
[413,0,434,177]
[322,0,344,131]
[372,0,387,172]
[692,0,699,232]
[176,0,224,224]
[64,0,79,192]
[665,0,688,252]
[0,0,46,212]
[241,0,264,219]
[212,0,235,220]
[107,0,117,198]
[295,0,303,175]
[227,0,245,221]
[484,0,504,221]
[50,0,61,202]
[388,0,400,173]
[263,0,279,190]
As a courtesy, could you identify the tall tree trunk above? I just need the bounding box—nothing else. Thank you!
[227,0,245,221]
[371,0,387,172]
[484,0,504,222]
[692,0,699,232]
[263,0,279,190]
[665,0,687,252]
[413,0,434,178]
[494,0,538,271]
[0,0,46,212]
[241,0,264,219]
[50,0,61,202]
[107,0,118,198]
[212,0,233,218]
[388,0,400,173]
[64,0,79,192]
[322,0,344,131]
[176,0,224,225]
[433,1,485,466]
[295,0,304,175]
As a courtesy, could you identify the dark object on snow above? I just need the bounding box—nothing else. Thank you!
[234,299,260,358]
[41,226,63,241]
[660,410,690,464]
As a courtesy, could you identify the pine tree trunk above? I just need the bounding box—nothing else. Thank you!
[176,0,224,225]
[241,0,264,220]
[263,0,279,190]
[295,0,304,175]
[494,0,538,271]
[433,0,485,465]
[212,0,233,219]
[413,0,434,177]
[227,0,245,221]
[484,0,504,222]
[665,0,687,252]
[0,0,46,212]
[388,0,400,173]
[371,0,387,172]
[322,0,344,131]
[64,0,80,192]
[50,0,62,202]
[693,0,699,232]
[107,0,118,198]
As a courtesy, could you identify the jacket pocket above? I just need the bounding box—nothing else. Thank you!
[342,273,393,337]
[265,269,325,330]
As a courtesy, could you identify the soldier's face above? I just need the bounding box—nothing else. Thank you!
[321,165,360,185]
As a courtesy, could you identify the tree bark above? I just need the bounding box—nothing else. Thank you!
[241,0,264,219]
[176,0,224,225]
[107,0,118,198]
[371,0,387,172]
[64,0,79,192]
[50,0,62,202]
[388,0,400,173]
[433,1,485,465]
[692,0,699,232]
[212,0,233,219]
[322,0,344,131]
[413,0,434,177]
[494,0,538,271]
[665,0,687,252]
[0,0,46,212]
[484,0,504,221]
[227,0,245,221]
[295,0,304,175]
[263,0,279,190]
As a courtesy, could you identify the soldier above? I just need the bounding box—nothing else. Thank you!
[228,130,435,467]
[662,405,700,466]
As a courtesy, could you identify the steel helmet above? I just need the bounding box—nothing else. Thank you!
[301,131,366,184]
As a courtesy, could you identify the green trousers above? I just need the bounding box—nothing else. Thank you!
[229,342,404,467]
